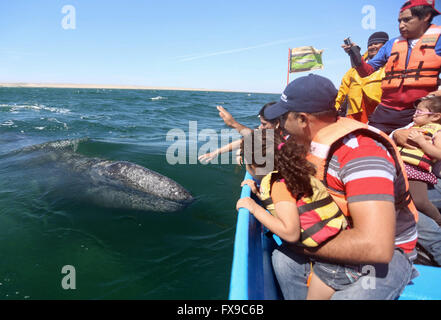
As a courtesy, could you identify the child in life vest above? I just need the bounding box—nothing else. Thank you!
[397,95,441,226]
[236,129,362,300]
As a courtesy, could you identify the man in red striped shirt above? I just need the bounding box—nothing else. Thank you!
[325,133,418,254]
[264,74,419,300]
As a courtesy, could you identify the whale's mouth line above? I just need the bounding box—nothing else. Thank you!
[86,185,194,213]
[128,186,194,204]
[99,184,193,204]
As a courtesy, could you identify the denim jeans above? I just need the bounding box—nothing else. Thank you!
[420,180,441,265]
[313,261,363,291]
[417,212,441,266]
[271,246,416,300]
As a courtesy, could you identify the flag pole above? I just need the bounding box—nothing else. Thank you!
[287,48,291,86]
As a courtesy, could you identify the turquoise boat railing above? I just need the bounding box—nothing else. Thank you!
[229,172,441,300]
[228,171,252,300]
[228,171,282,300]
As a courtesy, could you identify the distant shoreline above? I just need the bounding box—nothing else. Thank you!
[0,82,276,94]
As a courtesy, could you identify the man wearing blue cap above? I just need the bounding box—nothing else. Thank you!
[263,74,422,299]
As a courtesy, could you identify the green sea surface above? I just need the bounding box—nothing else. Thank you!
[0,87,278,299]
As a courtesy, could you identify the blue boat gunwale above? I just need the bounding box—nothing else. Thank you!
[229,171,441,300]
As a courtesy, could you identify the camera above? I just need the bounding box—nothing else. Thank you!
[344,37,353,46]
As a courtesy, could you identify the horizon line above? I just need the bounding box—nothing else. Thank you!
[0,82,279,95]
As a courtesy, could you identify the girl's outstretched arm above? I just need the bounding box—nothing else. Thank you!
[217,106,252,136]
[198,138,242,163]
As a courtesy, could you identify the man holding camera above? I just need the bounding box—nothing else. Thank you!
[335,32,389,123]
[342,0,441,135]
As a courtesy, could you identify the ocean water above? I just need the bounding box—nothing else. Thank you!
[0,87,278,299]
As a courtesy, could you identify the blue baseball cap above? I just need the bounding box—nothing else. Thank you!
[264,74,338,120]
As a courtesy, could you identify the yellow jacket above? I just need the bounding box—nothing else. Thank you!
[335,53,385,116]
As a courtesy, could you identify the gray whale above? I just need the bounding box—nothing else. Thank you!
[83,159,194,212]
[18,139,194,213]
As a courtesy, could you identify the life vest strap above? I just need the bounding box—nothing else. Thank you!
[390,51,400,63]
[385,68,440,75]
[261,198,273,208]
[297,195,334,215]
[395,193,413,212]
[420,45,436,50]
[383,74,439,82]
[300,209,344,242]
[385,67,440,77]
[400,151,433,166]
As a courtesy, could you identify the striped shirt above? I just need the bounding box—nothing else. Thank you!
[325,133,418,256]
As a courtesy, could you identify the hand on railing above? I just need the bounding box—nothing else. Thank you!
[241,179,260,196]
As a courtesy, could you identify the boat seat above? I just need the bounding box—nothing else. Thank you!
[399,265,441,300]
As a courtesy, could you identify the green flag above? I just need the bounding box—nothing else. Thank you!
[289,46,324,73]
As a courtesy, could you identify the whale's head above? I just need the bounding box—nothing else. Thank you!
[91,161,194,212]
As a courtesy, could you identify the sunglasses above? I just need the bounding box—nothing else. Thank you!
[414,109,439,116]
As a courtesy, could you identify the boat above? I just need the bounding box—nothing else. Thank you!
[229,172,441,300]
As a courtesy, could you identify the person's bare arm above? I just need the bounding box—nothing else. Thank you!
[236,198,300,243]
[293,200,396,265]
[392,128,429,150]
[198,138,242,163]
[409,131,441,161]
[429,90,441,97]
[393,128,415,149]
[217,106,252,136]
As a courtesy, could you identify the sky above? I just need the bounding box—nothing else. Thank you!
[1,0,441,93]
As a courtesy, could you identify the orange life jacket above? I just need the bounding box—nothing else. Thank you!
[382,25,441,90]
[306,117,418,224]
